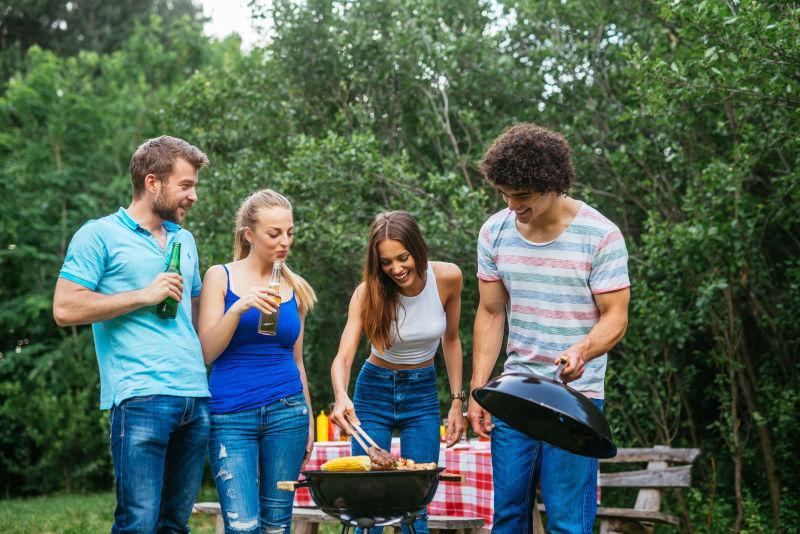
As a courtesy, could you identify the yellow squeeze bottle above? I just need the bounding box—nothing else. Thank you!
[316,410,329,442]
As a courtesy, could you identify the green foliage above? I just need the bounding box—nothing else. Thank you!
[1,2,799,532]
[0,13,230,496]
[0,0,206,84]
[0,331,109,495]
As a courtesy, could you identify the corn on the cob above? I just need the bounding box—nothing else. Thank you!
[321,455,371,472]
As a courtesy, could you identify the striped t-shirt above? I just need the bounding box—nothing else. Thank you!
[477,201,630,398]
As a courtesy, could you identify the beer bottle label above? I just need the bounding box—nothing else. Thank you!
[156,243,181,319]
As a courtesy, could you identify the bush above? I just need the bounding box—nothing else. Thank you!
[0,330,111,496]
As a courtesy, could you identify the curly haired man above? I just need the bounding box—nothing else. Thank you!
[468,123,630,533]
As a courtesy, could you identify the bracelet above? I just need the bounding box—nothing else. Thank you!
[450,390,466,401]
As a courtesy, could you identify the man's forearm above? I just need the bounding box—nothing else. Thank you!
[470,307,505,388]
[54,287,147,326]
[570,309,628,362]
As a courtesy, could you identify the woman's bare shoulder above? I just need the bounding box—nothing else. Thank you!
[431,261,462,285]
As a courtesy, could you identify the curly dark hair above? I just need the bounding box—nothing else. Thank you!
[479,123,574,194]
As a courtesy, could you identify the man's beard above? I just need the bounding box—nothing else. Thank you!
[153,192,185,223]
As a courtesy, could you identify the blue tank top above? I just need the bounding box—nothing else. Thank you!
[209,264,303,414]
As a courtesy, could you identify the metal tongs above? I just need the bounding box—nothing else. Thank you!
[345,414,392,457]
[348,419,382,453]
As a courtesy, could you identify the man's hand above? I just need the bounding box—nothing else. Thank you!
[467,398,493,439]
[556,344,586,383]
[139,272,183,306]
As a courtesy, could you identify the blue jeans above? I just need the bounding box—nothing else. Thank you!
[352,360,441,534]
[490,399,604,534]
[110,395,210,534]
[208,392,310,534]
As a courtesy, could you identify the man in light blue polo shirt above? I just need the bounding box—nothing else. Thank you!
[54,136,211,534]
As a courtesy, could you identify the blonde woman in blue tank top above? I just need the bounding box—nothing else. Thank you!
[330,211,465,534]
[198,189,316,534]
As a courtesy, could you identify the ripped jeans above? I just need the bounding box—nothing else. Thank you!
[209,392,309,533]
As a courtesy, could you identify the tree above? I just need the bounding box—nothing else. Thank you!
[0,13,228,495]
[0,0,206,82]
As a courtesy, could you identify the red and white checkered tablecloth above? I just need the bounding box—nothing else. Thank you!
[294,438,496,528]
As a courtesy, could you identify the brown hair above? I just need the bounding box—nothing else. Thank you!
[480,123,574,194]
[361,211,428,353]
[129,135,210,198]
[233,189,317,315]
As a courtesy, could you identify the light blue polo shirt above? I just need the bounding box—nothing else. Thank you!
[59,208,210,409]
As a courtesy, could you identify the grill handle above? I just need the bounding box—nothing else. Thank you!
[438,473,464,483]
[277,480,310,491]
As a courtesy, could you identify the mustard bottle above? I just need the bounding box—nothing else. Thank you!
[316,410,329,442]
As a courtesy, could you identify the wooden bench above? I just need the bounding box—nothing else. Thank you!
[193,502,484,534]
[534,445,700,534]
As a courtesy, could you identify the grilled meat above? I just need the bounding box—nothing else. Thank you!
[368,446,395,470]
[394,458,438,471]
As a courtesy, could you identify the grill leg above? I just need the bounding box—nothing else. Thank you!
[339,524,352,534]
[406,524,416,534]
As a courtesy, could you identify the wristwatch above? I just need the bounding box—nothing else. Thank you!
[450,390,466,401]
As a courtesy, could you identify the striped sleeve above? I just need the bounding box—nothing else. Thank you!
[476,223,501,281]
[589,227,630,294]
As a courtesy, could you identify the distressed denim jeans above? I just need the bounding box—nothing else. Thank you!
[208,392,309,534]
[110,395,210,534]
[351,360,442,534]
[490,399,604,534]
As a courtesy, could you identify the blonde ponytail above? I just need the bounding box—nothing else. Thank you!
[281,264,316,315]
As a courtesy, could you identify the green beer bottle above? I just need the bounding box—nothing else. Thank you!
[155,242,181,318]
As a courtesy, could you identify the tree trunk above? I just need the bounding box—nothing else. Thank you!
[672,488,695,534]
[736,340,782,532]
[730,357,744,533]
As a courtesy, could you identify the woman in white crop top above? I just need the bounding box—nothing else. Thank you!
[330,211,464,534]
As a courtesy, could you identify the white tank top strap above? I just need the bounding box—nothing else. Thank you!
[371,263,447,365]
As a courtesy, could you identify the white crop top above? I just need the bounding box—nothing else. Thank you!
[371,264,447,364]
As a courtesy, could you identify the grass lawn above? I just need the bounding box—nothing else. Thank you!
[0,487,217,534]
[0,487,342,533]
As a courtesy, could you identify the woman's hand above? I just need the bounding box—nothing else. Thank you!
[330,395,358,436]
[231,286,280,316]
[302,417,314,468]
[445,401,465,447]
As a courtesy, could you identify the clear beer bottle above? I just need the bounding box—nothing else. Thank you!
[257,261,282,335]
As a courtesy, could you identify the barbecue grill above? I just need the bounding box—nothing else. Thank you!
[278,468,462,533]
